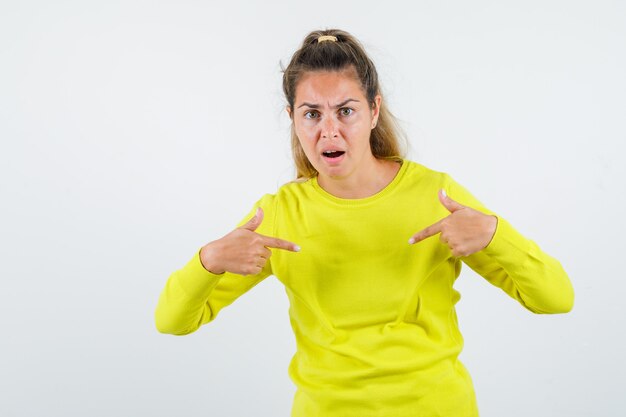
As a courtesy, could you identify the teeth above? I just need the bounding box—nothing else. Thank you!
[322,150,345,159]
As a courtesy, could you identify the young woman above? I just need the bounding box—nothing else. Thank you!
[155,29,574,417]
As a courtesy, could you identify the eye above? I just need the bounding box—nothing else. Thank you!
[304,110,319,119]
[339,107,353,117]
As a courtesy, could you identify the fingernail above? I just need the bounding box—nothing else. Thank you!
[294,245,301,252]
[441,189,447,198]
[408,238,415,244]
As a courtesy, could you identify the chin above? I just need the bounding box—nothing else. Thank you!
[320,166,350,180]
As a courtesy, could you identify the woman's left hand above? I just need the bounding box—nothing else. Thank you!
[408,189,498,257]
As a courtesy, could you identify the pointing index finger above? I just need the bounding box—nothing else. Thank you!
[260,235,301,252]
[409,219,444,244]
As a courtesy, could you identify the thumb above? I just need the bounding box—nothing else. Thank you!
[240,207,264,232]
[439,188,466,213]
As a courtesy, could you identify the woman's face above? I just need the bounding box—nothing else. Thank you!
[289,68,381,181]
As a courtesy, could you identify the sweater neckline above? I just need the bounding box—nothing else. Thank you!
[310,159,408,206]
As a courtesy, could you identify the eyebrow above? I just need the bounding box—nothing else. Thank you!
[297,98,360,109]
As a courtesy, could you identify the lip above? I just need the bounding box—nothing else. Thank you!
[321,147,345,153]
[321,151,346,165]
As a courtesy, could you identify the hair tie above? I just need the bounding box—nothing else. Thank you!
[317,35,338,43]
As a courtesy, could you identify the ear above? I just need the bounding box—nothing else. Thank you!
[371,95,382,128]
[286,105,293,120]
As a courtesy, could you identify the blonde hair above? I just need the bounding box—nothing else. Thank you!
[282,29,407,180]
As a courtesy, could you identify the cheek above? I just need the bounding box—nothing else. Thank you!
[294,131,316,158]
[344,123,370,146]
[295,124,318,146]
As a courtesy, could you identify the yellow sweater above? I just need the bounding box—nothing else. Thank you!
[155,160,574,417]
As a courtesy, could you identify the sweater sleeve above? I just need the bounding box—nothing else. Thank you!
[443,175,574,314]
[154,194,277,335]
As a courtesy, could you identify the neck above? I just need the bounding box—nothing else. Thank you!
[317,157,401,199]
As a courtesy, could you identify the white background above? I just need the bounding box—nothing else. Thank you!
[1,1,624,416]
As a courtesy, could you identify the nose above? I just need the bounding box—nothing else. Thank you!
[320,115,338,139]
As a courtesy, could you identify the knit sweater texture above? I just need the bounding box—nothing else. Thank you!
[155,159,574,416]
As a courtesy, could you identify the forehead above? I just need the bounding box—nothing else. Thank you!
[295,69,365,105]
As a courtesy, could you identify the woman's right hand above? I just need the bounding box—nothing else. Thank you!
[199,207,300,276]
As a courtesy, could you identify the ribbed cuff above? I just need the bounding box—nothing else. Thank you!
[175,248,224,301]
[481,215,532,271]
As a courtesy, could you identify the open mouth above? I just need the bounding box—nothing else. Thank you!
[322,150,345,159]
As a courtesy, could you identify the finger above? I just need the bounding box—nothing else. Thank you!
[260,235,301,252]
[242,264,263,276]
[258,246,271,260]
[240,207,264,232]
[439,188,466,213]
[408,219,444,244]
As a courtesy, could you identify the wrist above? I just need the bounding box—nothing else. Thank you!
[200,243,226,275]
[483,215,498,249]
